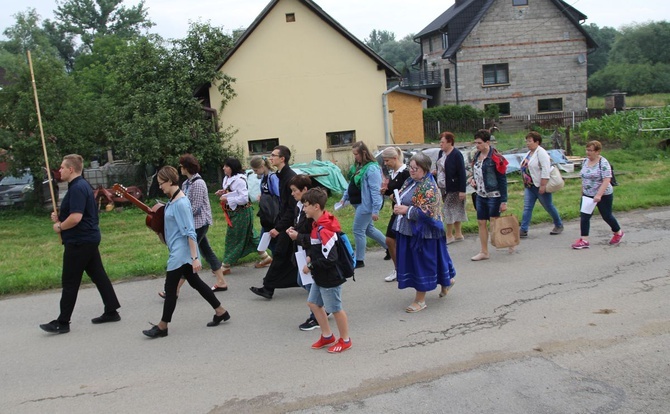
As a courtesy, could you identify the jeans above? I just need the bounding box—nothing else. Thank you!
[475,195,501,221]
[196,225,222,272]
[308,283,343,313]
[580,193,620,237]
[352,206,387,262]
[58,243,120,324]
[521,186,563,231]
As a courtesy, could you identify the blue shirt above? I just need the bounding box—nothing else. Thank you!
[164,196,198,271]
[59,176,100,245]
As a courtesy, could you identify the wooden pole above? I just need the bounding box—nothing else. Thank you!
[27,51,58,214]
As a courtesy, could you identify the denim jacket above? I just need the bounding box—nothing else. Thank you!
[342,163,383,215]
[474,150,508,203]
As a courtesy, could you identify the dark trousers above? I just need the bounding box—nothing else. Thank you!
[161,264,221,323]
[196,225,222,272]
[580,193,620,237]
[58,243,120,324]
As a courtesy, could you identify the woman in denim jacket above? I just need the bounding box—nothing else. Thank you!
[468,129,508,261]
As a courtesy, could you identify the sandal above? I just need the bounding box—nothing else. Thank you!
[405,301,427,313]
[158,291,178,300]
[254,256,273,268]
[439,280,455,298]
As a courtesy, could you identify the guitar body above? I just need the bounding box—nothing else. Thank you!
[113,183,165,241]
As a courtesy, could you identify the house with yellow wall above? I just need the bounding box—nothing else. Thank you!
[203,0,402,165]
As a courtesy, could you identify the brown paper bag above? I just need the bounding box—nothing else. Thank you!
[490,215,520,248]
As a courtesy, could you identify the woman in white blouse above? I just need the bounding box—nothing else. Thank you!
[215,157,271,275]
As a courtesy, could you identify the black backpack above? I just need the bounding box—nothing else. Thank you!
[599,158,618,186]
[317,226,356,281]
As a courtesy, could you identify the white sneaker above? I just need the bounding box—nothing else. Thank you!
[384,270,397,282]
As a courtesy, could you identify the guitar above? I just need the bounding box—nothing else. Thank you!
[112,183,165,239]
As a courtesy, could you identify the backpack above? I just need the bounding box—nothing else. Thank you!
[257,173,280,228]
[317,226,356,281]
[598,158,619,186]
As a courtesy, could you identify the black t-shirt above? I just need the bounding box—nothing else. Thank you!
[59,176,101,244]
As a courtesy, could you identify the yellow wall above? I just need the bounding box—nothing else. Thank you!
[387,92,426,145]
[209,0,390,166]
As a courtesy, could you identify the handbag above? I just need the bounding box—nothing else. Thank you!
[546,165,565,193]
[490,215,520,248]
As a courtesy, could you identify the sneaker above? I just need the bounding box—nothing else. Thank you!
[327,338,352,353]
[355,260,365,269]
[312,334,337,349]
[571,238,590,249]
[39,320,70,334]
[91,311,121,324]
[520,230,528,238]
[384,270,397,282]
[550,225,564,235]
[299,317,319,331]
[609,231,624,245]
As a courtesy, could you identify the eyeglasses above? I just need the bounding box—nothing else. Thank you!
[157,180,166,186]
[409,166,420,172]
[269,153,280,158]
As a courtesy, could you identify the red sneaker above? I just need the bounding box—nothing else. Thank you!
[327,338,352,353]
[571,239,590,249]
[609,232,624,245]
[311,335,336,349]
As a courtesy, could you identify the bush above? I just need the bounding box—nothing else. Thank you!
[423,104,484,123]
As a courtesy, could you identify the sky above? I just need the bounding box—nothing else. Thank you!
[1,0,668,42]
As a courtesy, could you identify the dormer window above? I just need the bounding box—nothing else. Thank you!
[513,0,528,5]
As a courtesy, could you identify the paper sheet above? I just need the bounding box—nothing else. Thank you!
[394,189,401,203]
[580,196,597,215]
[334,200,349,211]
[257,232,272,251]
[295,249,314,286]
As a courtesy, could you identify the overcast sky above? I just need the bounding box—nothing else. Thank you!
[1,0,668,42]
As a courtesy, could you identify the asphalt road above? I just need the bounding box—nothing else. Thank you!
[2,207,669,414]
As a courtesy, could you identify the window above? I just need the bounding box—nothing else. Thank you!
[248,138,279,155]
[285,13,295,22]
[428,37,434,53]
[442,33,449,50]
[326,130,356,148]
[538,98,563,113]
[482,63,509,85]
[484,102,511,116]
[443,69,451,89]
[513,0,528,5]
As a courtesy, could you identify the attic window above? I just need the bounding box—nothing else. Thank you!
[286,13,295,22]
[513,0,528,5]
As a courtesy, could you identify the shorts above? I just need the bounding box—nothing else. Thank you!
[307,283,343,314]
[475,195,501,221]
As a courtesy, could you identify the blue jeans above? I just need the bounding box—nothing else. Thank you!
[580,193,620,237]
[521,186,563,231]
[352,206,387,262]
[475,195,501,221]
[196,225,222,272]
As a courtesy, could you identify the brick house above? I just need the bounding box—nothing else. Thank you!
[404,0,597,115]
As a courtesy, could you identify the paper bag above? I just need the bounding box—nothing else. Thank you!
[490,215,520,248]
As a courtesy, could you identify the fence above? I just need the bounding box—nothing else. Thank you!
[423,109,615,140]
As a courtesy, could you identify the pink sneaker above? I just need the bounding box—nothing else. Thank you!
[327,338,352,353]
[571,239,590,249]
[311,335,336,349]
[609,232,624,245]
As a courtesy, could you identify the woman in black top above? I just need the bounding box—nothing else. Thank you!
[380,147,410,282]
[436,132,468,243]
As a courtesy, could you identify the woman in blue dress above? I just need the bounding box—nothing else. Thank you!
[393,152,456,313]
[143,166,230,338]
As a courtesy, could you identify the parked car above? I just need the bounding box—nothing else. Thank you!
[0,170,58,207]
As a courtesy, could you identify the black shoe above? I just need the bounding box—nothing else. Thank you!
[91,312,121,324]
[207,311,231,327]
[250,286,273,299]
[143,324,168,338]
[355,260,365,269]
[520,230,528,238]
[39,320,70,334]
[383,249,391,260]
[299,317,319,331]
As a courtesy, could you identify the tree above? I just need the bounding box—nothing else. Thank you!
[364,29,396,53]
[53,0,154,52]
[583,23,619,77]
[1,9,58,57]
[609,21,670,65]
[378,34,420,75]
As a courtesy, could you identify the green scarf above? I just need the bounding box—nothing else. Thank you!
[349,161,376,187]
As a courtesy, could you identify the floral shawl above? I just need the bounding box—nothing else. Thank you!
[398,172,444,238]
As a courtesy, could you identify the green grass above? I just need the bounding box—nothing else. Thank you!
[2,140,670,296]
[588,93,670,109]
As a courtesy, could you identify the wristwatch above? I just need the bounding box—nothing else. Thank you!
[191,256,198,261]
[306,262,313,270]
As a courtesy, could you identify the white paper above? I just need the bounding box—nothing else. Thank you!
[580,196,597,214]
[394,189,401,203]
[334,200,349,211]
[257,232,271,251]
[295,250,314,286]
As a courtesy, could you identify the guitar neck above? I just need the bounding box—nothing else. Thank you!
[112,184,153,215]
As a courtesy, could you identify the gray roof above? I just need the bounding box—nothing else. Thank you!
[414,0,597,60]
